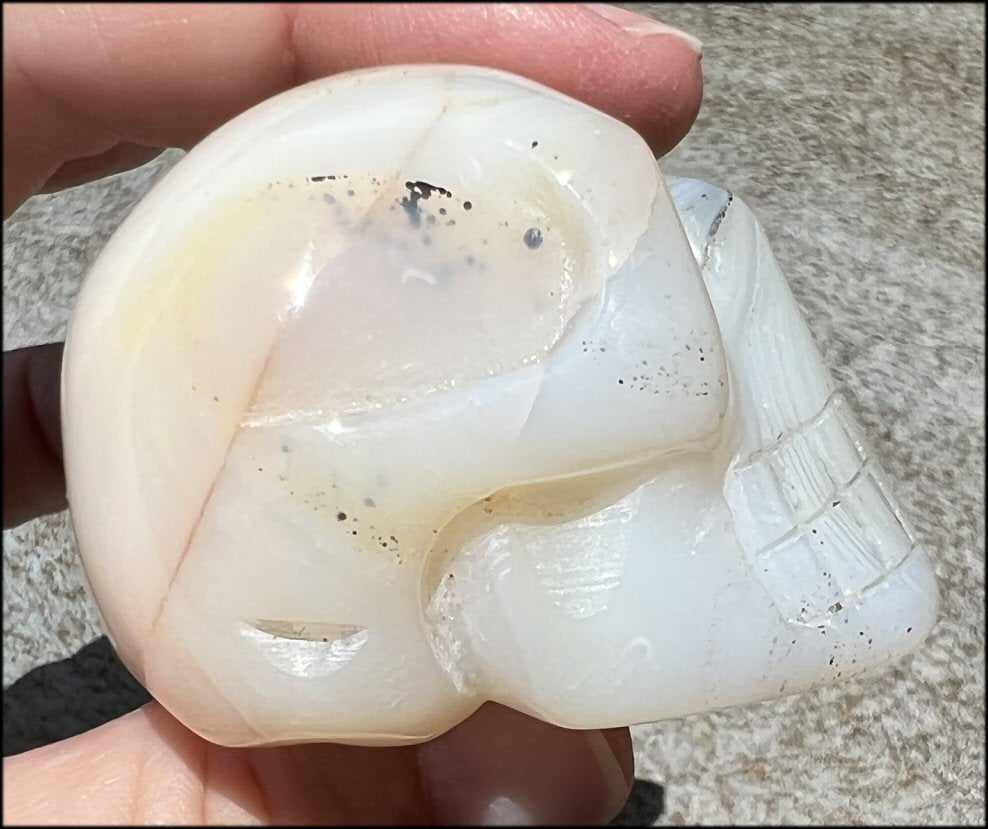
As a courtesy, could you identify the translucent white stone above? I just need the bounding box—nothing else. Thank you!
[61,65,938,747]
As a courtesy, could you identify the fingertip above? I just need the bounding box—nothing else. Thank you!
[293,2,704,157]
[631,36,704,157]
[574,3,704,155]
[417,703,632,825]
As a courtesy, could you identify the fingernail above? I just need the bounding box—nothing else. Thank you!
[417,703,631,825]
[583,3,703,54]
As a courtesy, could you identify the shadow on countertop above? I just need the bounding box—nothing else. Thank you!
[2,636,150,757]
[610,778,665,825]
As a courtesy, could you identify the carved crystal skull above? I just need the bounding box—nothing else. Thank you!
[61,65,938,747]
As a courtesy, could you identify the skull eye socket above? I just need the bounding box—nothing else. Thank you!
[243,620,370,678]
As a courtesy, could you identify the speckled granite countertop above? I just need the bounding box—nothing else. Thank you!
[3,3,984,825]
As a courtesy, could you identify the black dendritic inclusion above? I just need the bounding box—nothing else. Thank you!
[523,227,543,249]
[400,180,453,229]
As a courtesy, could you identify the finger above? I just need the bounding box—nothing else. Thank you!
[2,700,632,825]
[2,343,65,529]
[418,703,633,824]
[3,2,702,216]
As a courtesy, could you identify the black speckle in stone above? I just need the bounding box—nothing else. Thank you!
[347,189,355,196]
[400,181,451,229]
[531,140,539,148]
[439,207,447,215]
[463,201,472,211]
[337,511,347,522]
[364,497,376,507]
[523,228,543,249]
[426,214,437,225]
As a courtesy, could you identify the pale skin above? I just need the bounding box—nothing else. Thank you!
[2,3,703,824]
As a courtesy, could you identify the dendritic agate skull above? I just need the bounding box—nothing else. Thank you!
[62,65,938,747]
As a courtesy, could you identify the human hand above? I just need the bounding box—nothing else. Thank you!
[2,3,702,824]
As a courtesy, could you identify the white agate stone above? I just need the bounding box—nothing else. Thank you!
[61,65,938,747]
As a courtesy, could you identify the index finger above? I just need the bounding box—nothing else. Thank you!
[2,2,702,216]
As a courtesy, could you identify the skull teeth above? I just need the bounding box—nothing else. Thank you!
[727,393,916,625]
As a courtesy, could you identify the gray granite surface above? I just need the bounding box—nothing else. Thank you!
[2,3,985,825]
